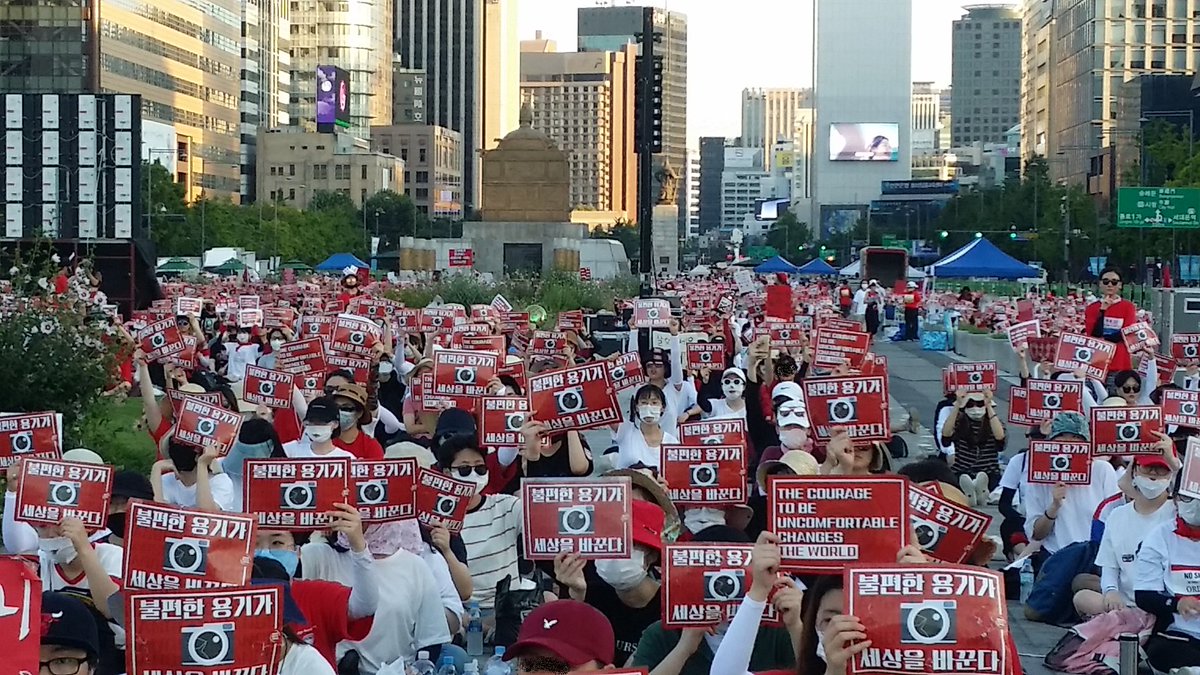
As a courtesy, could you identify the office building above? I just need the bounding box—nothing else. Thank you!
[684,148,700,239]
[720,147,768,231]
[240,0,291,203]
[912,82,941,156]
[393,64,428,125]
[371,124,464,219]
[697,137,727,235]
[256,130,403,210]
[519,43,637,217]
[1020,0,1053,163]
[0,0,98,93]
[740,88,812,169]
[951,4,1021,146]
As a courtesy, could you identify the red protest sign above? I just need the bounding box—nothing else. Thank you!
[448,248,474,268]
[1025,379,1083,421]
[802,375,891,442]
[393,307,421,332]
[174,398,243,455]
[528,330,569,357]
[522,477,632,560]
[528,361,620,432]
[0,411,61,467]
[1162,388,1200,428]
[329,314,381,357]
[662,543,778,629]
[609,352,647,391]
[275,337,326,376]
[946,362,997,392]
[14,458,112,529]
[165,335,199,370]
[347,296,388,319]
[0,557,39,673]
[1006,319,1041,352]
[678,419,747,447]
[126,587,282,675]
[420,307,460,333]
[122,500,256,590]
[1172,333,1200,361]
[685,342,726,371]
[299,315,334,340]
[1054,333,1116,380]
[1017,299,1035,321]
[1007,387,1034,426]
[859,353,887,377]
[500,311,529,333]
[556,309,584,332]
[479,396,530,447]
[846,565,1008,675]
[1027,335,1058,364]
[812,329,870,370]
[166,390,225,419]
[1180,437,1200,499]
[461,334,506,354]
[1143,352,1178,388]
[262,306,295,329]
[633,299,672,328]
[138,317,186,362]
[498,357,527,392]
[1121,322,1159,354]
[242,366,294,409]
[350,459,418,523]
[1027,440,1093,485]
[243,458,350,529]
[768,476,909,573]
[660,445,746,505]
[432,349,498,400]
[325,352,372,385]
[821,317,863,333]
[1090,406,1163,455]
[908,485,992,564]
[415,468,475,533]
[766,323,807,349]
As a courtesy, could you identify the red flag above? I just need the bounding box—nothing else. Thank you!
[1164,263,1174,288]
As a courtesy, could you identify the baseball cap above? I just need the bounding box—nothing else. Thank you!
[40,592,100,660]
[1048,411,1089,441]
[631,499,665,553]
[906,281,918,289]
[304,396,340,425]
[504,600,615,666]
[434,408,477,447]
[1135,454,1173,470]
[721,367,747,382]
[111,470,154,501]
[771,381,804,405]
[61,448,103,465]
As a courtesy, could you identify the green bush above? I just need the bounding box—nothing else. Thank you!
[387,272,639,323]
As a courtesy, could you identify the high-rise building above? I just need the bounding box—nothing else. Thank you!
[519,43,637,217]
[697,137,727,235]
[684,148,700,239]
[0,0,98,94]
[240,0,291,203]
[1020,0,1054,163]
[721,147,768,232]
[372,124,464,218]
[951,4,1021,147]
[392,65,428,125]
[912,82,941,156]
[740,88,812,169]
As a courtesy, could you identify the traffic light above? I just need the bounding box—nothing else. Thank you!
[1009,225,1017,240]
[939,230,949,239]
[819,245,827,253]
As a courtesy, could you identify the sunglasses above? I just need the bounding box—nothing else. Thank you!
[964,400,986,408]
[1121,385,1140,394]
[1100,278,1121,285]
[451,465,488,478]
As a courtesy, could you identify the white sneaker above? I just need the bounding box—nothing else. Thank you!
[973,472,990,507]
[959,474,978,507]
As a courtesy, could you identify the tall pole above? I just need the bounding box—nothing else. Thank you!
[636,6,658,293]
[1062,193,1071,286]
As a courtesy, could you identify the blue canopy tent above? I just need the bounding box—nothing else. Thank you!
[753,256,800,275]
[315,253,368,272]
[929,237,1041,280]
[795,257,839,276]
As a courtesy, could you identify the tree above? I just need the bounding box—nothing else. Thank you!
[590,218,639,264]
[765,210,811,257]
[362,190,420,244]
[308,190,356,214]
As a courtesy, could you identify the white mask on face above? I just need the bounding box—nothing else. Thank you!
[236,332,251,344]
[38,536,77,565]
[1179,498,1200,525]
[378,361,394,377]
[683,507,726,534]
[637,405,662,425]
[779,428,807,450]
[722,380,744,400]
[964,407,987,421]
[462,471,489,496]
[1133,475,1172,500]
[816,630,827,662]
[338,410,358,430]
[305,424,334,444]
[595,549,648,591]
[269,339,284,350]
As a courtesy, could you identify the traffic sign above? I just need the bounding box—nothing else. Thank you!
[1117,187,1200,228]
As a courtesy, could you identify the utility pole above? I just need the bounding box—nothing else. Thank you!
[1061,193,1071,285]
[635,6,663,295]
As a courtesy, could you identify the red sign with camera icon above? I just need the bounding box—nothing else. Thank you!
[1172,333,1200,361]
[1025,379,1083,422]
[660,445,746,505]
[138,317,187,362]
[685,342,726,371]
[420,307,460,333]
[165,334,199,370]
[662,543,779,629]
[1163,388,1200,429]
[242,458,350,530]
[125,586,282,675]
[1180,438,1200,499]
[1027,440,1093,485]
[325,353,372,385]
[812,328,871,370]
[608,352,646,392]
[859,353,887,377]
[528,361,621,432]
[846,565,1009,675]
[1006,319,1041,352]
[174,398,243,455]
[1090,406,1163,455]
[14,458,112,530]
[1007,387,1034,426]
[763,322,807,349]
[1053,333,1116,380]
[329,314,381,357]
[122,500,257,591]
[461,334,506,355]
[0,411,61,467]
[414,468,475,533]
[1121,321,1160,354]
[299,315,334,340]
[907,484,992,565]
[945,362,997,392]
[392,307,420,332]
[528,330,569,358]
[242,366,294,410]
[350,459,418,524]
[802,375,891,443]
[521,477,631,560]
[0,556,40,675]
[678,418,747,447]
[633,299,672,328]
[478,396,531,447]
[432,349,498,402]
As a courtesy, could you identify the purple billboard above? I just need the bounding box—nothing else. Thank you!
[316,66,351,129]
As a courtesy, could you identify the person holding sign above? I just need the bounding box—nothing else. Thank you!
[284,397,355,459]
[614,384,680,470]
[1084,267,1138,384]
[695,367,748,421]
[940,389,1006,507]
[151,439,237,512]
[1133,473,1200,671]
[217,320,263,382]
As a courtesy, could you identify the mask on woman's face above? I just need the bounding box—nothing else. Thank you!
[223,439,276,481]
[683,507,726,534]
[256,548,300,577]
[722,380,744,400]
[637,404,662,425]
[378,361,394,378]
[338,410,359,430]
[1133,474,1171,500]
[1179,498,1200,525]
[964,407,987,421]
[594,549,648,591]
[38,536,77,565]
[106,512,127,539]
[269,339,284,350]
[236,332,251,344]
[779,428,807,450]
[304,424,335,444]
[816,631,827,662]
[462,470,490,496]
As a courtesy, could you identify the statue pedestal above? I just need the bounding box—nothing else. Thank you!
[650,205,680,274]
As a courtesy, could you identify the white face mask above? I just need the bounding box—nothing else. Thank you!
[236,332,251,344]
[595,549,648,591]
[964,407,987,421]
[305,424,334,444]
[816,630,827,662]
[637,405,662,425]
[462,471,489,496]
[683,507,726,534]
[378,361,394,377]
[1133,475,1172,500]
[338,410,358,430]
[269,339,284,350]
[722,380,744,400]
[38,536,77,565]
[1179,498,1200,525]
[779,428,807,450]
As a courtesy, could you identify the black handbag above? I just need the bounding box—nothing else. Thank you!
[492,567,549,647]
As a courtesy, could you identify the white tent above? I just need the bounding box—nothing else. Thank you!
[687,264,711,277]
[838,260,926,279]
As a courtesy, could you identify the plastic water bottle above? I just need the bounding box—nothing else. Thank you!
[1019,559,1035,603]
[464,664,479,674]
[485,647,512,675]
[436,655,457,675]
[466,601,484,657]
[410,651,436,675]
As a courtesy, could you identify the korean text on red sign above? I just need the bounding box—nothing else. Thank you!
[908,485,992,564]
[528,331,569,357]
[522,477,631,560]
[1179,437,1200,499]
[633,299,672,328]
[242,458,350,529]
[802,375,891,442]
[1054,333,1116,380]
[1025,379,1083,421]
[528,361,620,432]
[432,349,498,399]
[812,329,871,370]
[478,396,530,447]
[0,411,61,467]
[329,313,381,357]
[608,352,646,391]
[122,500,256,591]
[1027,441,1093,485]
[768,476,909,573]
[945,362,997,392]
[1172,333,1200,361]
[660,445,746,505]
[174,397,243,455]
[662,544,778,629]
[846,565,1008,675]
[242,366,294,409]
[1162,388,1200,428]
[685,342,726,371]
[138,317,186,362]
[1090,406,1163,455]
[350,459,418,523]
[15,458,112,530]
[766,323,808,349]
[677,419,747,447]
[0,557,40,674]
[414,468,475,533]
[1006,319,1040,351]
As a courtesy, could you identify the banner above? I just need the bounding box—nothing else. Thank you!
[432,349,498,400]
[350,459,418,523]
[685,342,726,371]
[846,565,1008,675]
[1025,379,1083,421]
[662,544,778,629]
[802,375,891,442]
[329,314,381,357]
[908,485,992,564]
[14,458,112,529]
[243,459,350,529]
[766,323,807,350]
[414,468,475,533]
[1121,322,1160,354]
[478,397,530,447]
[1180,437,1200,499]
[0,557,39,674]
[528,361,620,432]
[1027,440,1093,485]
[945,362,997,393]
[767,476,909,573]
[1163,388,1200,428]
[126,587,282,675]
[522,477,631,560]
[1007,387,1034,426]
[122,501,256,590]
[274,337,326,376]
[138,317,187,362]
[1171,333,1200,361]
[661,444,746,505]
[528,331,569,358]
[608,352,646,392]
[1054,333,1116,380]
[242,366,294,409]
[633,299,672,328]
[174,398,243,455]
[811,329,870,370]
[677,419,747,447]
[0,411,61,467]
[1090,406,1163,455]
[1006,319,1041,351]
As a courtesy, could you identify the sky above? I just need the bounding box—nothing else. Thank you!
[516,0,981,144]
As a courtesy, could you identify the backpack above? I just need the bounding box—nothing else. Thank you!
[1025,540,1100,625]
[493,566,550,647]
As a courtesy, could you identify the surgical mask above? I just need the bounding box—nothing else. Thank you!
[223,439,276,482]
[269,339,284,350]
[816,631,827,662]
[378,361,394,378]
[256,548,299,577]
[236,332,250,344]
[1133,475,1171,500]
[595,549,647,591]
[637,405,662,425]
[338,411,358,430]
[965,407,987,421]
[38,537,77,565]
[305,424,334,444]
[683,507,726,534]
[722,381,744,400]
[106,512,127,540]
[463,471,489,496]
[1180,498,1200,526]
[780,428,807,450]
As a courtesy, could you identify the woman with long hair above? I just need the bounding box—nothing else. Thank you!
[614,383,680,469]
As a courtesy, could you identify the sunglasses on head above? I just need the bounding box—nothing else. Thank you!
[1100,278,1121,285]
[451,465,488,477]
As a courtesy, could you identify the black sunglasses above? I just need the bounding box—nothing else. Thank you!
[451,465,487,477]
[1121,385,1140,394]
[1100,278,1121,285]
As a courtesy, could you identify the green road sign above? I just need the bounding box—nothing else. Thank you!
[881,235,899,248]
[1117,187,1200,228]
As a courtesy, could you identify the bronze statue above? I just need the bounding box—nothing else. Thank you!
[654,160,679,205]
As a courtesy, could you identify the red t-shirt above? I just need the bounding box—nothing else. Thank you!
[1084,297,1138,372]
[290,579,374,666]
[905,291,923,310]
[273,408,302,445]
[333,430,384,460]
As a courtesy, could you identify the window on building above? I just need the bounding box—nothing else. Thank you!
[335,164,350,180]
[416,171,429,183]
[404,171,411,183]
[289,189,295,200]
[270,166,277,175]
[361,165,367,180]
[361,188,367,203]
[415,187,428,199]
[289,164,295,176]
[419,148,427,163]
[314,165,328,180]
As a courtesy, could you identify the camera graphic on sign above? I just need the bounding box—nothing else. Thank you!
[434,495,458,517]
[195,417,218,438]
[1135,329,1149,342]
[690,462,719,487]
[912,518,948,552]
[348,331,366,346]
[543,339,558,350]
[558,505,595,535]
[777,329,792,341]
[454,367,476,385]
[181,622,236,667]
[1185,344,1199,359]
[899,600,956,645]
[697,350,714,364]
[1050,454,1073,472]
[47,480,80,507]
[163,537,209,575]
[358,479,388,506]
[149,332,168,350]
[1183,401,1199,417]
[302,376,319,391]
[430,316,445,328]
[10,430,33,455]
[967,372,983,385]
[700,435,723,445]
[504,412,525,432]
[646,307,661,321]
[555,387,585,415]
[1074,347,1093,364]
[308,323,321,334]
[827,397,857,424]
[280,481,317,510]
[610,366,626,381]
[257,380,276,398]
[1116,423,1140,442]
[703,569,746,602]
[1043,394,1062,410]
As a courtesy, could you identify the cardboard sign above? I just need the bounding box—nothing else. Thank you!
[1163,388,1200,429]
[325,353,373,385]
[908,485,992,564]
[528,330,569,357]
[299,315,334,340]
[350,459,418,523]
[662,543,779,629]
[1121,322,1160,354]
[122,501,256,591]
[126,587,282,675]
[1007,387,1034,426]
[0,411,61,467]
[685,342,726,371]
[1054,333,1116,380]
[461,334,506,355]
[1171,333,1200,361]
[768,476,909,573]
[0,557,39,674]
[238,295,260,310]
[846,565,1008,675]
[661,445,746,505]
[138,317,187,362]
[242,458,350,529]
[329,313,381,357]
[766,322,808,349]
[859,353,887,377]
[1090,406,1163,455]
[521,477,632,560]
[1025,379,1083,421]
[1180,437,1200,499]
[275,337,326,376]
[677,419,747,447]
[478,396,530,447]
[432,349,498,400]
[174,398,243,455]
[1006,319,1041,351]
[802,375,891,442]
[528,361,621,432]
[237,308,264,328]
[1027,440,1093,485]
[14,458,112,529]
[420,307,460,333]
[633,299,672,328]
[176,297,203,317]
[608,352,647,391]
[414,468,475,533]
[946,362,998,392]
[242,366,294,409]
[812,329,871,370]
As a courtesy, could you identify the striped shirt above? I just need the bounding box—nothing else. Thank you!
[943,416,1005,478]
[461,494,523,611]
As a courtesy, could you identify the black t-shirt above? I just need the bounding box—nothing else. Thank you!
[582,564,661,665]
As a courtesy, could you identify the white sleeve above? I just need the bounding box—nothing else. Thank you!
[423,549,465,618]
[1023,484,1049,539]
[1099,563,1121,596]
[377,405,403,434]
[413,557,455,648]
[496,447,520,467]
[669,335,684,385]
[2,492,39,554]
[710,595,766,675]
[1132,526,1169,593]
[934,406,955,454]
[346,548,379,620]
[998,454,1025,491]
[207,475,238,512]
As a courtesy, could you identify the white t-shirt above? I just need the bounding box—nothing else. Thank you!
[934,404,955,455]
[1133,519,1200,639]
[1095,500,1176,605]
[1022,459,1118,553]
[161,472,237,511]
[283,439,354,459]
[417,546,465,620]
[461,494,523,611]
[224,342,262,381]
[279,643,336,675]
[705,398,747,421]
[613,421,679,469]
[40,543,126,649]
[997,453,1027,514]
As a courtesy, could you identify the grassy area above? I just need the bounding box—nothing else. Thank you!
[74,397,157,475]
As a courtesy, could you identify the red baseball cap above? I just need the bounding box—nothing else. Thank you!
[504,600,615,666]
[1135,454,1173,470]
[632,499,665,552]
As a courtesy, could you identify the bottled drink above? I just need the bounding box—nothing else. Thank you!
[1019,559,1035,603]
[463,664,480,674]
[466,601,484,657]
[484,647,512,675]
[436,655,458,675]
[410,651,436,675]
